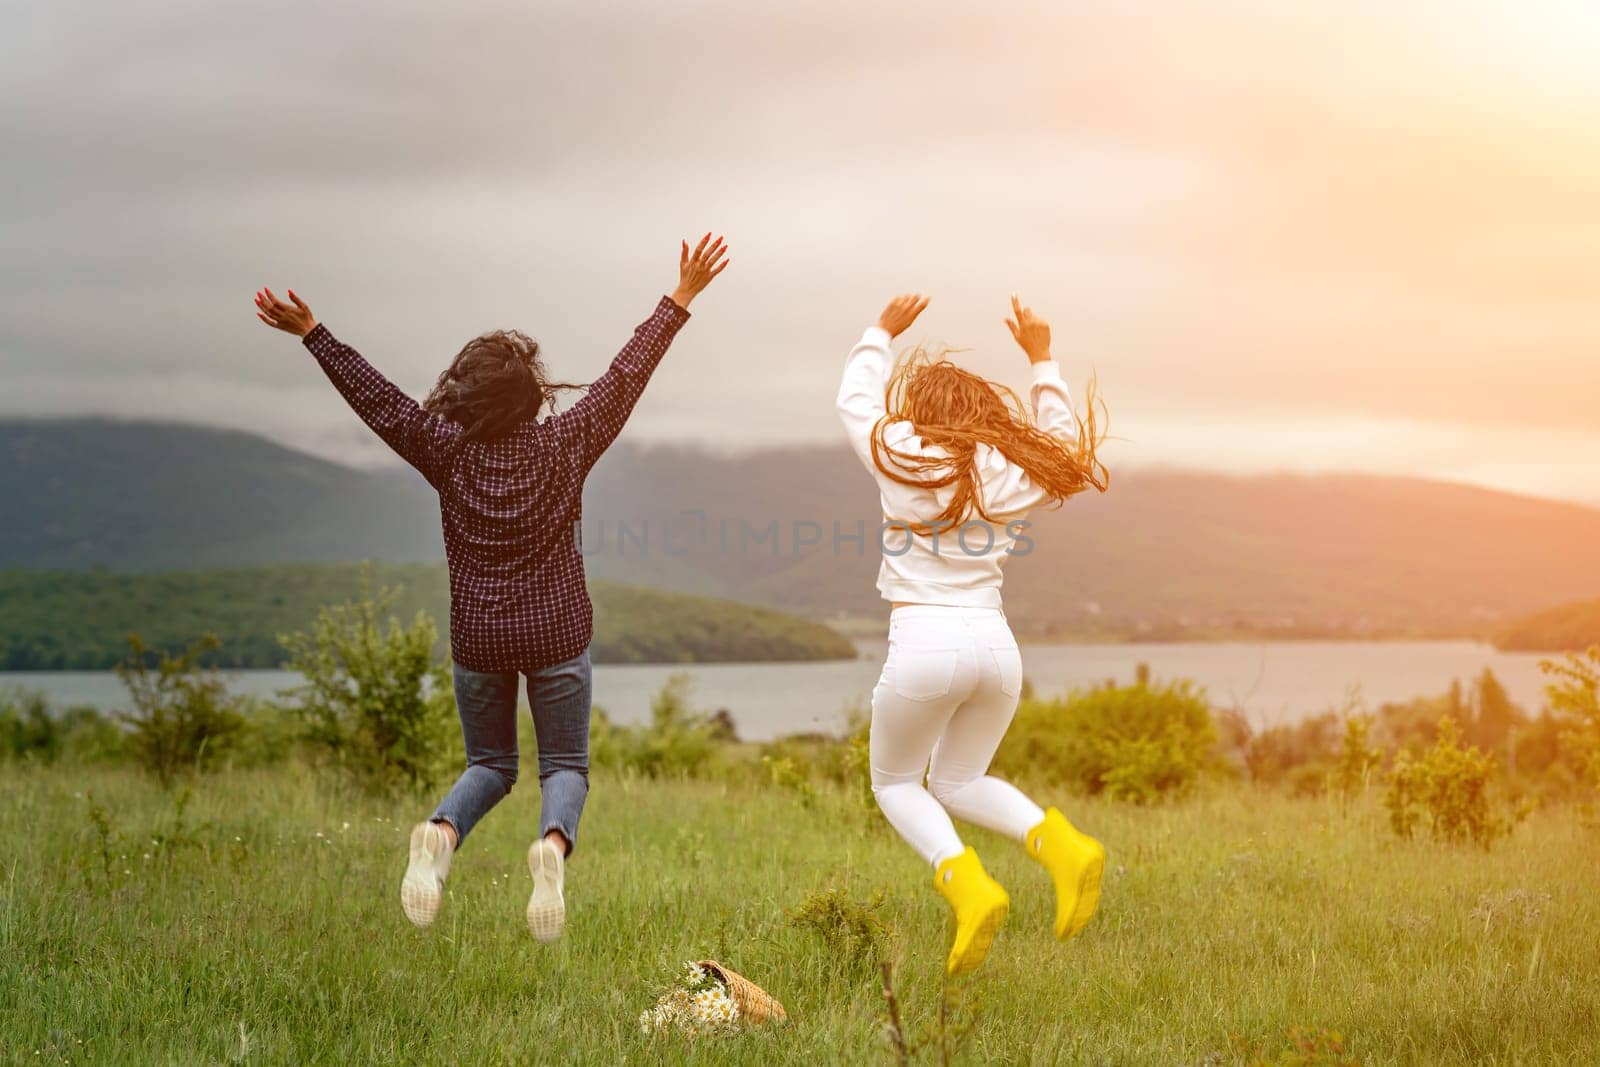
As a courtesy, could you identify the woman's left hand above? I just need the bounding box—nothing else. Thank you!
[1005,295,1052,364]
[671,234,730,309]
[254,288,318,337]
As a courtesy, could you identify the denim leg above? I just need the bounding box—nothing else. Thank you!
[526,649,592,853]
[430,665,520,847]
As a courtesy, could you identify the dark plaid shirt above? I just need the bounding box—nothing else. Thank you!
[303,296,691,671]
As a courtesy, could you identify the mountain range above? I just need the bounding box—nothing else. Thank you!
[5,418,1599,638]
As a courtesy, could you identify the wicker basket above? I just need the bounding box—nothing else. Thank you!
[696,960,788,1024]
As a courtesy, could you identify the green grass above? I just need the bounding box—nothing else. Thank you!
[2,765,1596,1065]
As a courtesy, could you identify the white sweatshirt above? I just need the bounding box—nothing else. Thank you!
[835,325,1080,609]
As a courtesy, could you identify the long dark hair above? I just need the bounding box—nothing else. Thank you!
[423,330,582,442]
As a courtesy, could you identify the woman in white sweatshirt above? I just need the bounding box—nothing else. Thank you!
[836,293,1109,977]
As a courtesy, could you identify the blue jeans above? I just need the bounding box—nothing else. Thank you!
[430,650,592,852]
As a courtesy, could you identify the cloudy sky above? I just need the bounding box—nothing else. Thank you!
[4,1,1597,502]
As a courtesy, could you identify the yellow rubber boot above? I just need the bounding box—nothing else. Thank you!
[1025,807,1105,940]
[933,847,1010,978]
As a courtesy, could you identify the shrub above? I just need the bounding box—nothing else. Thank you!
[787,886,891,969]
[1376,687,1464,755]
[279,576,455,793]
[0,691,126,766]
[762,754,818,807]
[56,705,128,764]
[1330,714,1382,800]
[1541,646,1600,796]
[1244,713,1342,788]
[115,634,245,787]
[777,709,875,811]
[1384,716,1513,848]
[588,673,718,778]
[229,697,303,769]
[0,688,62,763]
[996,671,1216,803]
[1468,668,1525,753]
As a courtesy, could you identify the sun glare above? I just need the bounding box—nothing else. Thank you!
[1477,1,1600,82]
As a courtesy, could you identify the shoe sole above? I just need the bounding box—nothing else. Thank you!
[1066,844,1105,940]
[526,841,565,943]
[949,898,1008,978]
[401,824,444,929]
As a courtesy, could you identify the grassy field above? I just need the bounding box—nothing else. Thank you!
[2,764,1596,1065]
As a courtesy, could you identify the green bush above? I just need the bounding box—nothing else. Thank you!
[2,690,129,766]
[1244,713,1342,788]
[0,688,62,763]
[114,634,245,787]
[786,886,891,970]
[996,672,1216,803]
[57,706,129,764]
[1541,646,1600,798]
[1330,715,1382,800]
[761,754,819,807]
[228,698,303,769]
[1384,716,1514,848]
[278,575,455,793]
[763,710,875,812]
[1467,668,1525,754]
[1376,685,1466,755]
[588,673,719,778]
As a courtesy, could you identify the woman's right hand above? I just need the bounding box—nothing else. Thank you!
[254,288,318,338]
[877,294,930,339]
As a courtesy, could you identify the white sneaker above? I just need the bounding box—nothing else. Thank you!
[401,821,454,929]
[526,838,566,943]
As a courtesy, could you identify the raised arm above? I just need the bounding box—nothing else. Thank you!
[545,235,729,474]
[836,293,930,470]
[1005,294,1079,440]
[254,287,461,486]
[979,295,1086,516]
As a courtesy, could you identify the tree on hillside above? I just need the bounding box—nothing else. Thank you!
[1470,668,1524,754]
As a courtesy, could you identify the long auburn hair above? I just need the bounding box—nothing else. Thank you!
[423,330,582,443]
[870,347,1108,530]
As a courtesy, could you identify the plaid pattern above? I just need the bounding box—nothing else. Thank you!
[303,296,691,671]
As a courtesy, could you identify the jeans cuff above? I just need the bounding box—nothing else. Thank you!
[430,813,463,846]
[541,818,579,856]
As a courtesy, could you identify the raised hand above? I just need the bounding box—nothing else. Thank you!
[1004,295,1052,364]
[254,287,318,338]
[670,234,730,310]
[877,294,930,339]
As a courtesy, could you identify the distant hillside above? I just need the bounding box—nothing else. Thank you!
[0,419,440,569]
[1496,598,1600,653]
[575,444,1600,637]
[0,565,857,670]
[6,418,1600,637]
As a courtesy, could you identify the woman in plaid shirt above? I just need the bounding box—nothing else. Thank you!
[253,235,730,941]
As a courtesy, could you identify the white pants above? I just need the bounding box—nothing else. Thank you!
[870,605,1045,866]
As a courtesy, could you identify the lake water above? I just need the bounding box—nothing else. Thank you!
[3,640,1553,742]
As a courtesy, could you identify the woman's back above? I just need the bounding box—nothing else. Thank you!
[298,295,692,671]
[434,424,590,672]
[836,320,1088,609]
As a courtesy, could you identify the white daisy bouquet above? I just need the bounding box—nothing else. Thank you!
[638,961,742,1038]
